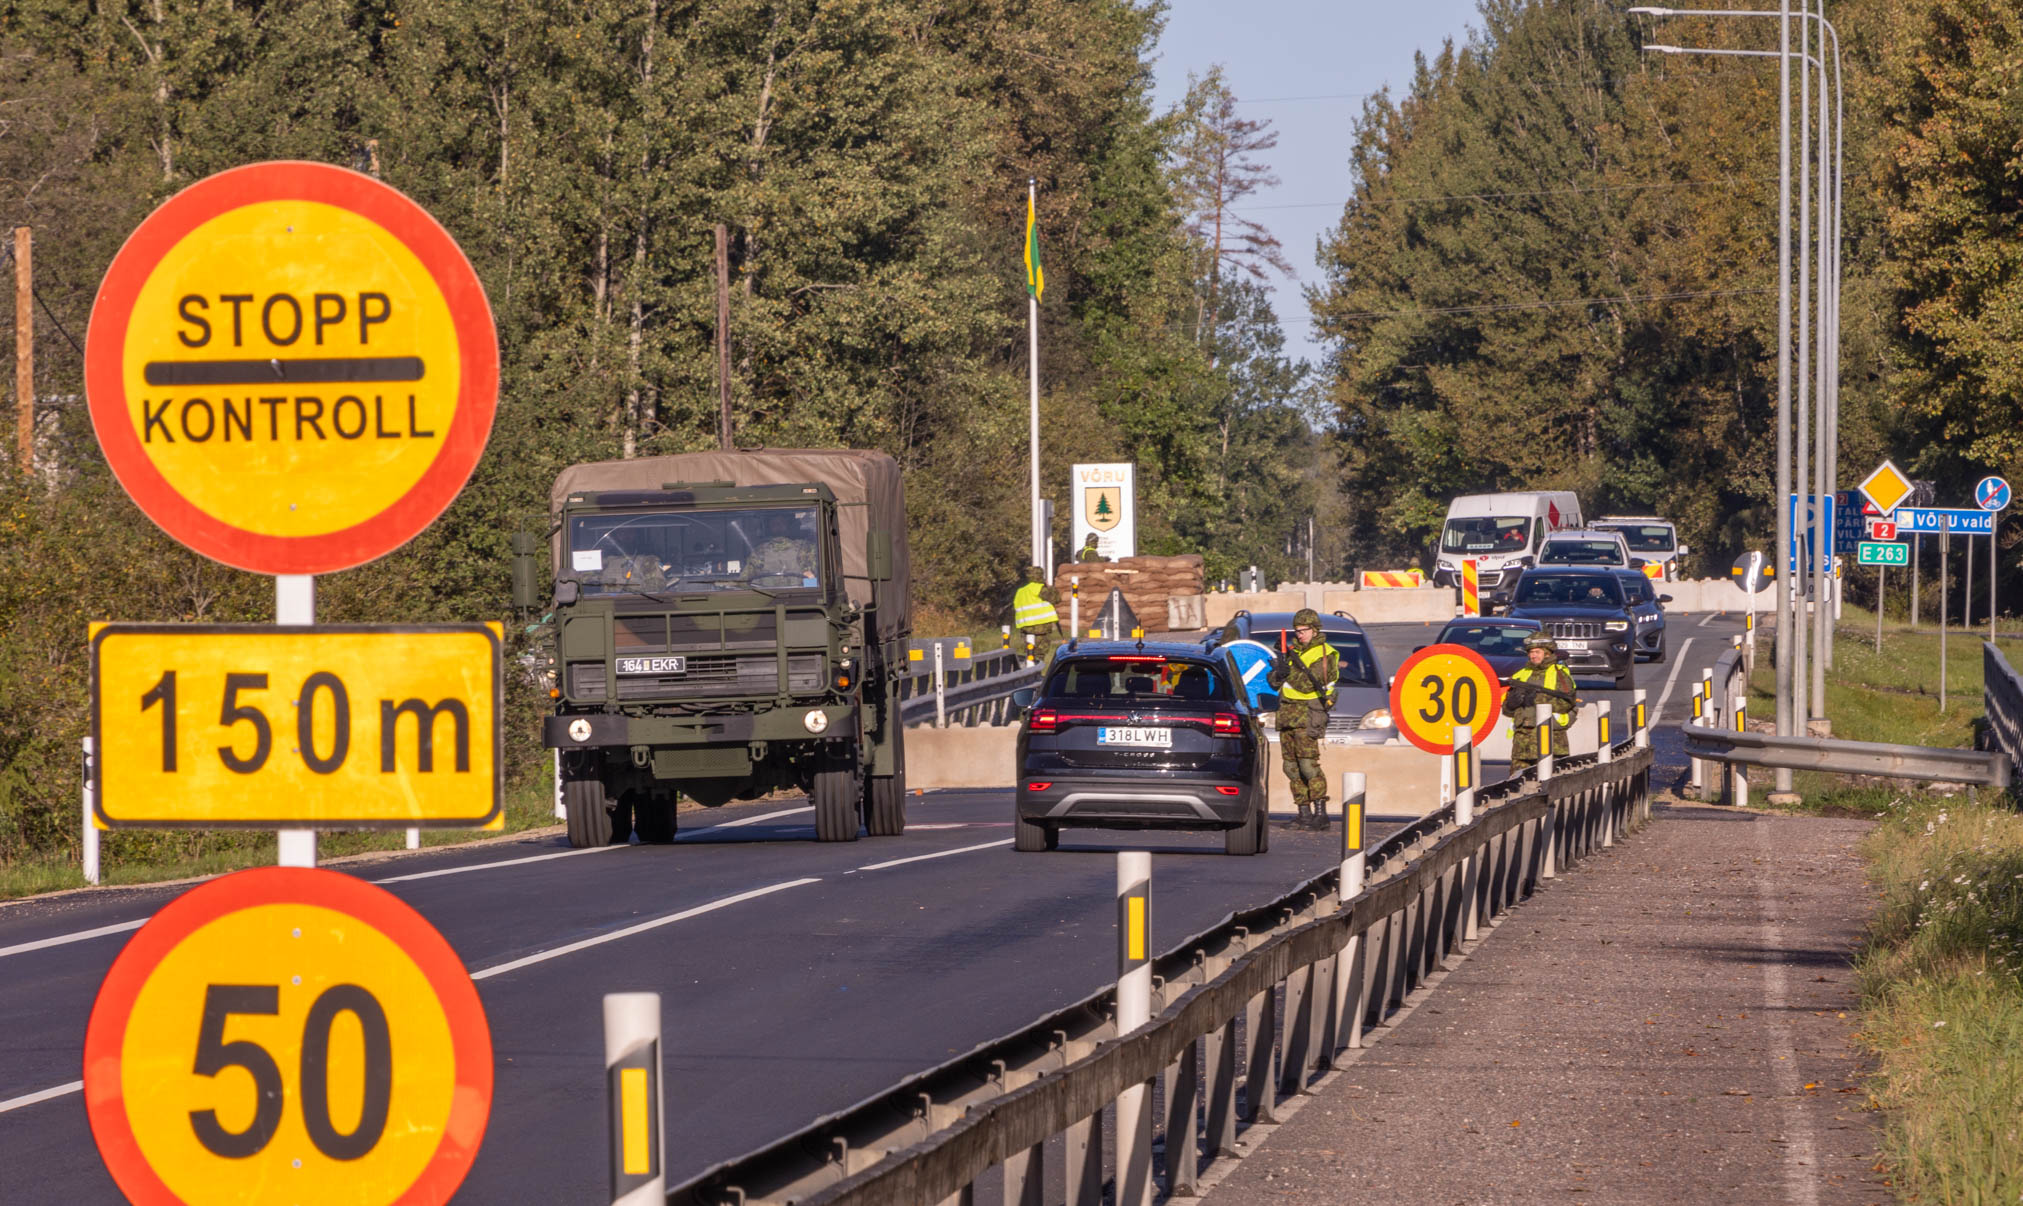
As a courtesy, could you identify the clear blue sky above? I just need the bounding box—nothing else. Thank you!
[1149,0,1485,367]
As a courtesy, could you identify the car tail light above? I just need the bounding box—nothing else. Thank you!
[1212,712,1242,736]
[1110,655,1167,663]
[1030,708,1058,733]
[1215,786,1242,796]
[1027,781,1051,791]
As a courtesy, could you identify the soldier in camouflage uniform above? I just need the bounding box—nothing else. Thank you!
[1011,565,1061,663]
[746,512,817,585]
[1268,609,1338,830]
[1502,635,1578,772]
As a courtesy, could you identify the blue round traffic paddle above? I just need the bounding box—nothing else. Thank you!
[1223,639,1281,710]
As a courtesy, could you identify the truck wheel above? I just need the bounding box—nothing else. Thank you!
[865,776,907,836]
[1013,812,1056,852]
[813,766,861,842]
[564,779,613,849]
[1225,802,1267,856]
[633,792,677,844]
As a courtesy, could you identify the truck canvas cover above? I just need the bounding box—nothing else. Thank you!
[551,449,911,642]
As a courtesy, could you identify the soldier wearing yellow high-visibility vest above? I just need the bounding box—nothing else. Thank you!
[1267,609,1338,830]
[1502,635,1579,770]
[1010,565,1061,663]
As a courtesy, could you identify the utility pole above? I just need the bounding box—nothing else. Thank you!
[713,224,734,451]
[13,226,30,473]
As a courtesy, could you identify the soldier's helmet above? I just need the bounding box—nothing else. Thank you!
[1523,634,1560,654]
[1293,608,1322,629]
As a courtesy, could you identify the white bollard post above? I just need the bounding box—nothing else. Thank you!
[276,573,317,869]
[1733,691,1752,809]
[1070,576,1081,639]
[1116,850,1154,1206]
[81,737,99,886]
[1633,687,1650,750]
[1453,730,1480,940]
[933,641,947,729]
[1535,702,1556,880]
[603,992,665,1206]
[555,748,567,821]
[1596,700,1613,765]
[1689,679,1706,796]
[1336,772,1367,1049]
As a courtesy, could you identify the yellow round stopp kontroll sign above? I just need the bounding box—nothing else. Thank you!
[1389,644,1505,756]
[83,867,491,1206]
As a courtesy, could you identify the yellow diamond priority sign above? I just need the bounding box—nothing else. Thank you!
[1858,460,1913,516]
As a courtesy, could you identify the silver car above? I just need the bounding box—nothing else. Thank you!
[1208,610,1398,743]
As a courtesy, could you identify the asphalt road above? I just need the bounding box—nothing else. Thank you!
[0,613,1739,1202]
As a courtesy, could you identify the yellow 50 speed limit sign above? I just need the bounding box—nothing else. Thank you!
[1389,644,1505,755]
[84,867,491,1206]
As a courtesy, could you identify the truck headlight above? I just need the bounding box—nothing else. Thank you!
[1605,620,1630,632]
[1360,708,1393,730]
[803,710,830,734]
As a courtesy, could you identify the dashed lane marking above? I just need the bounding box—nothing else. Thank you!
[470,877,822,981]
[372,844,622,884]
[712,806,815,828]
[0,1080,81,1115]
[1652,636,1698,722]
[0,918,147,961]
[853,839,1014,873]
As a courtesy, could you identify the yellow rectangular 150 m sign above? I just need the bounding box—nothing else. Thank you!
[90,624,503,829]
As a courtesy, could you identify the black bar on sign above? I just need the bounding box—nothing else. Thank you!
[143,357,426,386]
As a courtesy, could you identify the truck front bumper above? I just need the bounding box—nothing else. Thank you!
[544,706,858,750]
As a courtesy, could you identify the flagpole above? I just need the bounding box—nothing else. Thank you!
[1028,177,1043,570]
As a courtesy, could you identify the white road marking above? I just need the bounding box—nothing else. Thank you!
[1697,613,1720,627]
[471,877,821,981]
[855,839,1013,872]
[373,844,621,884]
[1652,636,1698,722]
[0,918,147,961]
[713,806,815,828]
[0,1080,82,1115]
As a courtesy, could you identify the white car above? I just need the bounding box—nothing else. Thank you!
[1595,516,1689,579]
[1537,528,1633,569]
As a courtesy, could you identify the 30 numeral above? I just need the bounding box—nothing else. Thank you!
[1415,674,1478,727]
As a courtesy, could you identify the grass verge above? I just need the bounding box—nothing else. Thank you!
[0,775,560,902]
[1743,620,2023,1198]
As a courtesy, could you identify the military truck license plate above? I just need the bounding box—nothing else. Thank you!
[1098,727,1172,748]
[616,656,688,675]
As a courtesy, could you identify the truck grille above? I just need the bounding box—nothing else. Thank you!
[1548,621,1601,640]
[614,614,780,651]
[570,654,824,701]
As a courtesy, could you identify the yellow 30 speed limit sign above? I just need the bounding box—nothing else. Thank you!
[84,867,492,1206]
[1389,644,1505,755]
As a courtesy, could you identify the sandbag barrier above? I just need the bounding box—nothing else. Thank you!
[664,743,1654,1206]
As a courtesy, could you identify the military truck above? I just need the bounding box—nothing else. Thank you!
[514,450,910,846]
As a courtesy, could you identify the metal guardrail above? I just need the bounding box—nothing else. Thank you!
[1986,642,2023,771]
[666,743,1654,1205]
[895,648,1035,727]
[1685,726,2011,786]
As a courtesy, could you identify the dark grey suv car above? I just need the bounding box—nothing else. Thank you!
[1497,567,1639,687]
[1013,642,1269,855]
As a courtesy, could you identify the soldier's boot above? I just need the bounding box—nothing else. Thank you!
[1295,801,1314,828]
[1306,796,1330,829]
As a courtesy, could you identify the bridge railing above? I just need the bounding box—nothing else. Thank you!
[665,741,1653,1205]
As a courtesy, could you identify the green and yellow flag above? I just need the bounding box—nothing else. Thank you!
[1024,187,1044,300]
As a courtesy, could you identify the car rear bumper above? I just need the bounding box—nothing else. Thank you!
[1017,775,1256,829]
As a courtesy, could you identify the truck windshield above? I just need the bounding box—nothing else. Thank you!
[1442,516,1531,554]
[567,507,823,594]
[1598,524,1676,552]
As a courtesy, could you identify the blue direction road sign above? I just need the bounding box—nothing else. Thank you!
[1223,639,1279,710]
[1833,490,1863,554]
[1893,507,1995,535]
[1977,476,2011,511]
[1787,493,1835,573]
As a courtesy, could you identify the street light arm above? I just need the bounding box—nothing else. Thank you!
[1644,43,1824,69]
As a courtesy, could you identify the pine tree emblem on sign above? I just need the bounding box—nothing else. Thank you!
[1085,486,1121,531]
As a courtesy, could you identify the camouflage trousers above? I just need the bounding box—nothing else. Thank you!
[1507,718,1571,770]
[1017,623,1060,665]
[1279,699,1330,809]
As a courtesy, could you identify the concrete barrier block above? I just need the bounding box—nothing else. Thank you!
[1167,594,1206,630]
[905,725,1018,791]
[1336,587,1456,625]
[1203,591,1307,628]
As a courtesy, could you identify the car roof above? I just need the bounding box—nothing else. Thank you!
[1517,565,1628,576]
[1240,611,1368,635]
[1596,515,1674,525]
[1543,529,1629,540]
[1057,639,1221,661]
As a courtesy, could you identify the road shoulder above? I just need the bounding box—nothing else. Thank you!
[1203,798,1888,1204]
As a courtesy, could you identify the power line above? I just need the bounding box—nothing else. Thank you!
[1233,175,1773,212]
[1291,286,1773,323]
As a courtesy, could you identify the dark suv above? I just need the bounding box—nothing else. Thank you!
[1497,567,1638,687]
[1012,642,1268,855]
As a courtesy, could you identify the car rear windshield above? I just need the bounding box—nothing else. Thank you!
[1598,523,1676,552]
[1539,539,1625,565]
[1246,633,1383,687]
[1438,624,1539,657]
[1441,515,1531,553]
[1045,657,1234,703]
[1516,574,1626,606]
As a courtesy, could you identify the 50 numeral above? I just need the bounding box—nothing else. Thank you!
[190,982,393,1162]
[140,671,351,776]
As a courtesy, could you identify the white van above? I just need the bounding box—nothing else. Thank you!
[1433,491,1583,590]
[1594,515,1688,579]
